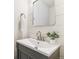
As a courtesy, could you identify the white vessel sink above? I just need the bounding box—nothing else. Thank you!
[17,38,60,57]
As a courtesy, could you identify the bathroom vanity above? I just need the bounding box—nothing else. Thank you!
[16,38,60,59]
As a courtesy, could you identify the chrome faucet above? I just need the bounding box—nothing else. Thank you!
[36,31,45,41]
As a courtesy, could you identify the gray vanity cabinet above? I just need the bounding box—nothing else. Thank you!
[17,43,48,59]
[17,43,60,59]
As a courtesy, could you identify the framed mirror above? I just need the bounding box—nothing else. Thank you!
[32,0,56,26]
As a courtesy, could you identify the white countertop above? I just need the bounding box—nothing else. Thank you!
[16,38,60,57]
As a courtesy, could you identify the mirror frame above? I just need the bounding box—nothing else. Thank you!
[32,0,56,27]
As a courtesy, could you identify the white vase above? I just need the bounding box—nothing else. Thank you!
[50,39,56,44]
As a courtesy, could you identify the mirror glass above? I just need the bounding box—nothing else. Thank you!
[32,0,56,26]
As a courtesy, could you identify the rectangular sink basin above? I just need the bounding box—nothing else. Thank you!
[16,38,60,57]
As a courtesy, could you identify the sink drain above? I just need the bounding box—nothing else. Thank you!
[35,47,38,49]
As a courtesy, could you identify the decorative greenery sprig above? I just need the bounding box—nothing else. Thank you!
[47,31,59,40]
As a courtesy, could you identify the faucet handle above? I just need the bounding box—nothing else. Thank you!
[42,36,45,41]
[36,31,40,40]
[36,31,41,36]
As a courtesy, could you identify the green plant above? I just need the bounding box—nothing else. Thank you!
[47,31,59,40]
